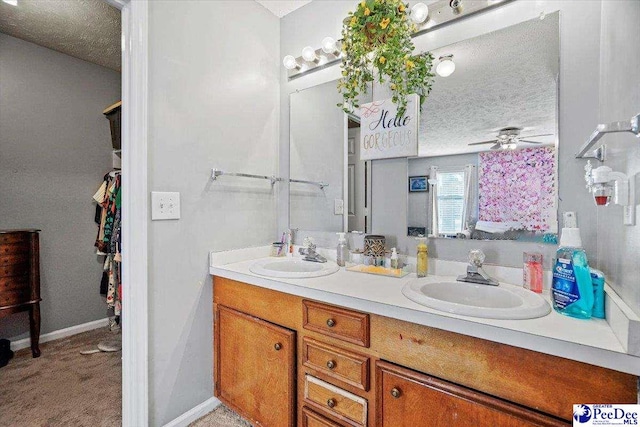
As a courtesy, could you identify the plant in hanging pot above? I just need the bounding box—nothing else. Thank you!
[338,0,435,117]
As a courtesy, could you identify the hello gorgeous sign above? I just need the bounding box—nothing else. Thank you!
[360,94,419,160]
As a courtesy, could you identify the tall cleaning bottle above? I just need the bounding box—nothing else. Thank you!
[551,212,594,319]
[336,232,348,267]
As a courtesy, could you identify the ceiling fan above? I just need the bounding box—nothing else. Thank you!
[468,127,554,150]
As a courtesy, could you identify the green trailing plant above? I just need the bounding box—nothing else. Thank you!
[338,0,435,117]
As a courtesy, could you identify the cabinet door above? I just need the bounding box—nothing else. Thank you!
[376,361,567,427]
[215,305,296,427]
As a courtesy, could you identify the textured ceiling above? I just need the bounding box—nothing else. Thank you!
[0,0,121,71]
[255,0,312,18]
[418,13,560,157]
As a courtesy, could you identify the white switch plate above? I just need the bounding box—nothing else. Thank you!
[334,199,344,215]
[151,192,181,220]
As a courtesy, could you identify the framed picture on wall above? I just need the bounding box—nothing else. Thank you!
[348,138,355,155]
[408,176,428,193]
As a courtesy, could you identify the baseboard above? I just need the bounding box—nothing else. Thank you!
[163,397,221,427]
[9,317,110,352]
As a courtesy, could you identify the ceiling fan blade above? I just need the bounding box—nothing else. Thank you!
[490,143,502,150]
[519,140,544,144]
[468,140,497,146]
[521,133,554,139]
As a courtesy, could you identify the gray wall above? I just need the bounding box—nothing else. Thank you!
[147,1,279,425]
[0,34,120,340]
[595,0,640,316]
[280,1,601,270]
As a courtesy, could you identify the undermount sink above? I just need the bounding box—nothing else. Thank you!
[250,258,340,279]
[402,279,551,320]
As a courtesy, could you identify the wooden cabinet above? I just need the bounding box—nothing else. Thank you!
[376,360,567,427]
[213,277,638,427]
[214,305,296,427]
[0,229,41,358]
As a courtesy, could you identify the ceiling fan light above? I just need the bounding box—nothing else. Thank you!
[436,55,455,77]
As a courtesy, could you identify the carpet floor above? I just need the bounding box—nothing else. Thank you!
[190,405,251,427]
[0,327,121,427]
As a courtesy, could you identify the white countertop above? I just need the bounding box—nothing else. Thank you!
[209,247,640,376]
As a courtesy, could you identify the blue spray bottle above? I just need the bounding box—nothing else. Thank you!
[551,212,594,319]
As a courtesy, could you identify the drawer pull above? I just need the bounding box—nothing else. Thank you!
[327,398,336,408]
[391,387,401,398]
[274,342,282,351]
[326,318,336,327]
[326,360,336,370]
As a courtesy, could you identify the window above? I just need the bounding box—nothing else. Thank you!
[436,170,465,235]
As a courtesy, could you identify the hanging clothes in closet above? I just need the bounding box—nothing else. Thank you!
[93,171,122,322]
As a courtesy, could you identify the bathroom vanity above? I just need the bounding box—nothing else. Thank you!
[211,255,639,427]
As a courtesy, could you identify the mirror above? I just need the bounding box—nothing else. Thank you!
[289,81,372,233]
[407,13,560,243]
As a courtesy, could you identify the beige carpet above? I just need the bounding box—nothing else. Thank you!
[190,405,251,427]
[0,327,121,427]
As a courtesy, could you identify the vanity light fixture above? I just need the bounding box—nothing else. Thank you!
[302,46,320,63]
[321,37,341,56]
[283,55,301,70]
[410,2,429,24]
[436,54,456,77]
[2,0,18,5]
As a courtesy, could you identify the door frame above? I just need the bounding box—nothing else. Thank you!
[104,0,149,425]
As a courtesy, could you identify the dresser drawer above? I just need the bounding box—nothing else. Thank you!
[0,233,30,245]
[304,375,367,426]
[0,287,31,307]
[0,263,30,278]
[302,406,345,427]
[0,252,30,267]
[303,337,369,391]
[0,275,30,293]
[303,300,370,347]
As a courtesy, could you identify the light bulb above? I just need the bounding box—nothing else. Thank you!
[321,37,338,55]
[2,0,18,5]
[302,46,318,62]
[436,55,455,77]
[410,3,429,24]
[283,55,300,70]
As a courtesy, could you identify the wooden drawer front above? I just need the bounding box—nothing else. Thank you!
[376,361,567,427]
[0,287,31,307]
[303,337,370,391]
[303,300,369,347]
[305,375,367,426]
[0,262,30,278]
[0,252,30,267]
[0,275,30,293]
[302,407,345,427]
[0,233,30,245]
[0,242,30,256]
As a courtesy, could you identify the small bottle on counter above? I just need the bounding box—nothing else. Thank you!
[523,252,543,293]
[336,232,348,267]
[416,237,428,278]
[390,248,399,270]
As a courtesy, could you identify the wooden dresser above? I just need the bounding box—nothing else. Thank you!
[0,229,41,357]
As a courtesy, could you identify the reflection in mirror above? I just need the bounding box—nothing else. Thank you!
[290,80,372,233]
[407,13,559,243]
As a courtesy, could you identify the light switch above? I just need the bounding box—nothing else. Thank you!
[151,192,181,220]
[334,199,344,215]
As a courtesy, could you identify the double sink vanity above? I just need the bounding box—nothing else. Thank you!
[210,249,639,427]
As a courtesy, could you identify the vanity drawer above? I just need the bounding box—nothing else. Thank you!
[302,406,345,427]
[303,337,369,391]
[304,375,367,426]
[303,300,370,347]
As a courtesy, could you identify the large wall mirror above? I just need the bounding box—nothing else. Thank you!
[289,12,560,244]
[407,12,559,243]
[290,82,372,233]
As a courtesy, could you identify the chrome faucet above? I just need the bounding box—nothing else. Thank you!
[457,250,499,286]
[298,237,327,263]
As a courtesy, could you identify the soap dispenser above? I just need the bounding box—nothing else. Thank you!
[416,237,428,277]
[336,232,348,267]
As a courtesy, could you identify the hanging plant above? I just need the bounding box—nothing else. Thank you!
[338,0,435,117]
